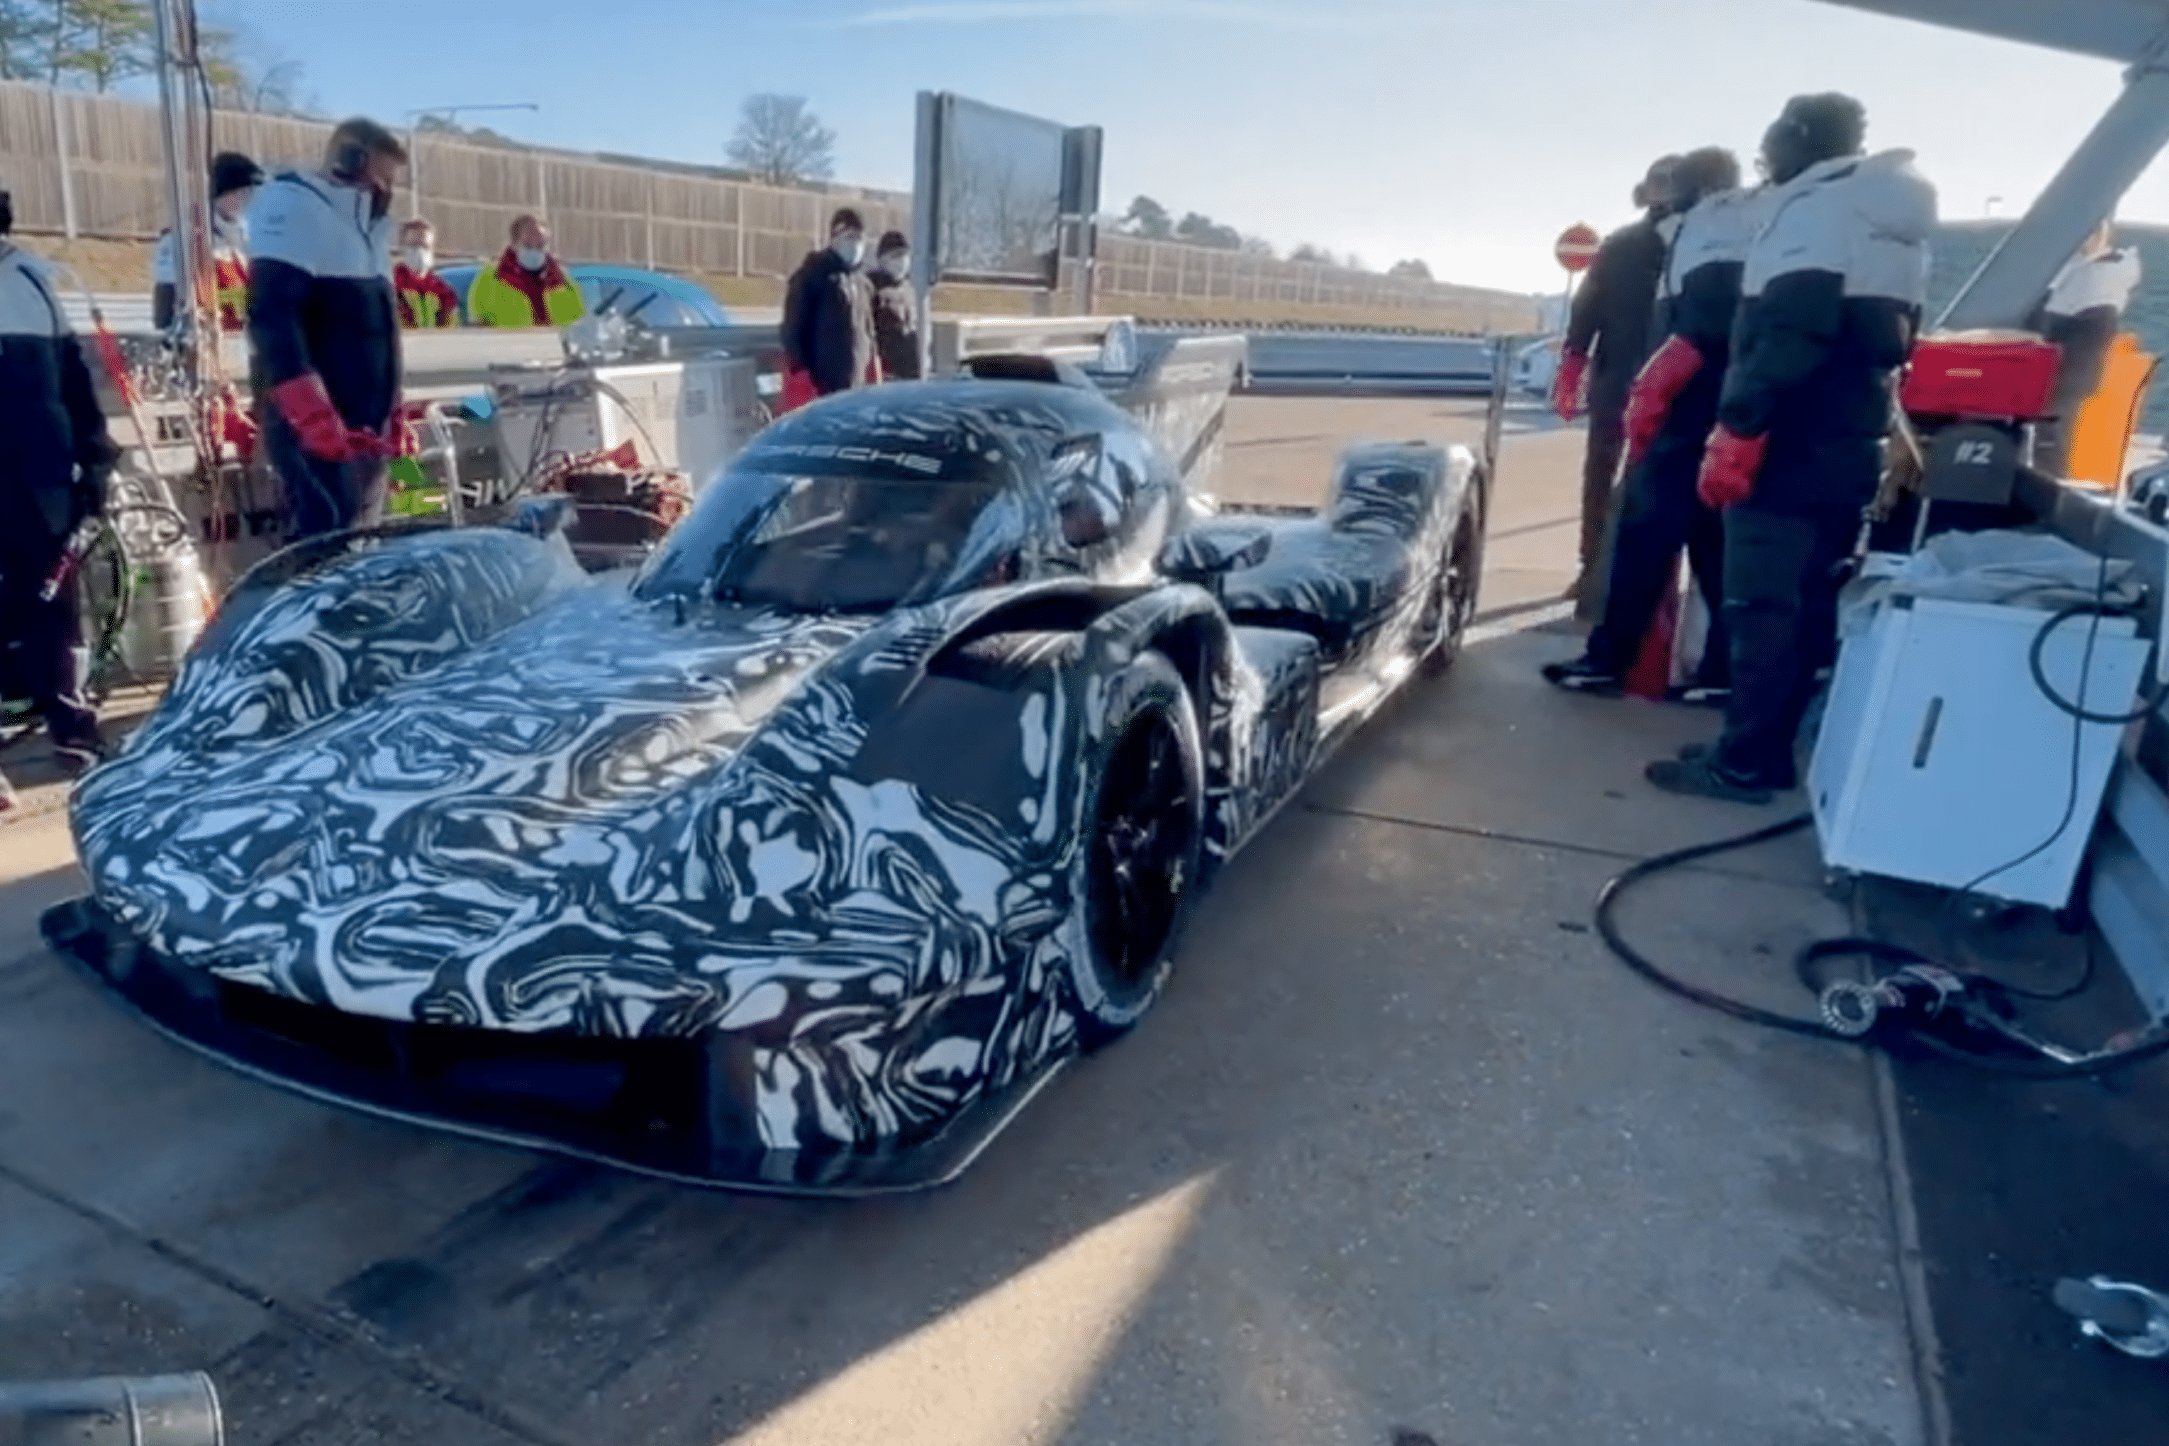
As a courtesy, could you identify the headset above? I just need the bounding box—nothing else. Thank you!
[328,137,393,220]
[328,141,371,186]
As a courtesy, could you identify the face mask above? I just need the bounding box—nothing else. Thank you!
[404,247,433,273]
[516,246,547,271]
[882,253,910,278]
[833,236,865,268]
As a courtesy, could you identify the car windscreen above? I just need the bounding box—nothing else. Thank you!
[633,471,1008,613]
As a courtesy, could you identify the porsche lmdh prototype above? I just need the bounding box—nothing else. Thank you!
[46,368,1487,1194]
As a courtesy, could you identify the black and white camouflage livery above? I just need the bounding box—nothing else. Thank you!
[50,374,1485,1194]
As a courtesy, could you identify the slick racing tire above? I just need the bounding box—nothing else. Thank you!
[1420,491,1483,677]
[1067,649,1206,1052]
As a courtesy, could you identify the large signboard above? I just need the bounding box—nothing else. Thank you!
[912,92,1103,290]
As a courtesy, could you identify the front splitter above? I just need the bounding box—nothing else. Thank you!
[40,897,1067,1198]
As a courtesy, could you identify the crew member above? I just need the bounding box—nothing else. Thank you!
[393,218,461,328]
[869,229,922,381]
[1648,94,1937,804]
[778,207,875,412]
[2031,216,2141,477]
[1552,154,1682,602]
[467,214,585,328]
[247,117,408,543]
[1544,147,1755,701]
[0,176,117,791]
[152,150,262,332]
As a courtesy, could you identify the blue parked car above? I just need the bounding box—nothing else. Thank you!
[431,262,734,330]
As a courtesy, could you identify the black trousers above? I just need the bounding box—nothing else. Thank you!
[1578,396,1628,575]
[268,415,389,545]
[1582,437,1729,683]
[0,504,99,746]
[1711,505,1857,784]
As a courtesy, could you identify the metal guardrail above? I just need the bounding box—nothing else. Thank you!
[59,293,157,334]
[70,293,1522,399]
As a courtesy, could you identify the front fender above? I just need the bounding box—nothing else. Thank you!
[126,525,585,762]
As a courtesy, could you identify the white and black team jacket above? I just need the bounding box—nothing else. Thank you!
[244,171,400,431]
[0,243,111,535]
[1719,149,1938,509]
[2036,243,2141,403]
[1649,185,1778,448]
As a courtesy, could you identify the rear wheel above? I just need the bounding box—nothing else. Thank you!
[1419,496,1483,676]
[1067,650,1206,1050]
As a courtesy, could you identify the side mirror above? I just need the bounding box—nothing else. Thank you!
[1161,526,1270,580]
[1050,433,1115,549]
[1057,488,1115,549]
[1097,319,1138,375]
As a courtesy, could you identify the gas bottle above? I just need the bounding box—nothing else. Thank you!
[120,544,214,681]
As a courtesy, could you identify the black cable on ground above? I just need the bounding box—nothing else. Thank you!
[1593,812,1842,1043]
[1595,816,2169,1080]
[1596,543,2169,1080]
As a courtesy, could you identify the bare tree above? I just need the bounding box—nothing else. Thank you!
[201,26,311,114]
[726,94,837,187]
[1388,258,1432,280]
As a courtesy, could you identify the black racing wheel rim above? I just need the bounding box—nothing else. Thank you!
[1420,510,1480,663]
[1086,707,1196,986]
[1442,512,1479,644]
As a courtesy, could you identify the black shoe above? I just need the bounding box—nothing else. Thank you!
[1645,756,1782,805]
[1541,656,1625,696]
[1676,741,1796,790]
[51,730,108,777]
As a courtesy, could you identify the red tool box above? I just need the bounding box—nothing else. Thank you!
[1900,332,2063,421]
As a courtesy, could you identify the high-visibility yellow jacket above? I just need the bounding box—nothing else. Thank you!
[467,249,586,328]
[395,264,461,328]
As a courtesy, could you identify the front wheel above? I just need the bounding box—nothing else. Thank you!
[1066,650,1206,1051]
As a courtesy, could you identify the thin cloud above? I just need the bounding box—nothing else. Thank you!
[812,0,1430,34]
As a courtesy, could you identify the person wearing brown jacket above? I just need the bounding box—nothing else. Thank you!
[780,208,876,404]
[869,230,922,381]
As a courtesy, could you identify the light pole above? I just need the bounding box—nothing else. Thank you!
[404,102,541,226]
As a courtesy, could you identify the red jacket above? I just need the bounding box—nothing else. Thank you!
[394,264,461,328]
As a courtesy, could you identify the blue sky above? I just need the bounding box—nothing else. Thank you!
[221,0,2153,293]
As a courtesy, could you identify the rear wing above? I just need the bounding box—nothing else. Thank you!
[958,325,1249,501]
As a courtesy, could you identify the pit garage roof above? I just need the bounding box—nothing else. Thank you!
[1818,0,2169,64]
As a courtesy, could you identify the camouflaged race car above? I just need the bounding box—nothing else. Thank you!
[45,367,1486,1194]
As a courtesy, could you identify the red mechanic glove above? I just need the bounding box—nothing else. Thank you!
[268,374,354,463]
[383,400,425,459]
[1623,336,1704,464]
[1697,424,1768,510]
[1550,348,1589,421]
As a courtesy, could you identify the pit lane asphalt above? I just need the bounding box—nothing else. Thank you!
[0,397,1930,1446]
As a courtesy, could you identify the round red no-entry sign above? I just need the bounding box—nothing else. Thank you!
[1555,222,1601,273]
